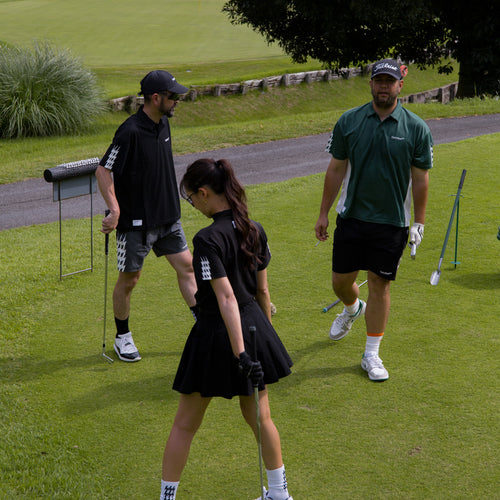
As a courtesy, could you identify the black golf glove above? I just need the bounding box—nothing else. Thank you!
[238,351,264,386]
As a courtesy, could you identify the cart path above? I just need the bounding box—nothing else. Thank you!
[1,114,499,231]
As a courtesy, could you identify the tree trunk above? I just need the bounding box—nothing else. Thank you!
[456,60,476,98]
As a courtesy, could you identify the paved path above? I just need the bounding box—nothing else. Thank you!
[1,114,499,231]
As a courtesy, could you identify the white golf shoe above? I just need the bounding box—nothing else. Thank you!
[329,300,366,340]
[254,491,293,500]
[361,353,389,381]
[114,332,141,362]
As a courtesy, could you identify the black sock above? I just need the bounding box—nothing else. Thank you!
[115,317,129,338]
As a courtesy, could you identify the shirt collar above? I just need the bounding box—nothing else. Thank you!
[368,100,402,121]
[212,209,233,221]
[137,105,165,131]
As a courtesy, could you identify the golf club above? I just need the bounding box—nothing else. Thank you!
[250,325,265,500]
[102,210,114,363]
[430,169,467,286]
[410,242,417,259]
[323,279,368,312]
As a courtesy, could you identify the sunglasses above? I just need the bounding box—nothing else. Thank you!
[160,91,181,101]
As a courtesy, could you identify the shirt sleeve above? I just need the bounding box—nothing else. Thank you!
[412,122,434,170]
[193,234,227,282]
[256,222,271,271]
[100,126,131,175]
[325,119,348,160]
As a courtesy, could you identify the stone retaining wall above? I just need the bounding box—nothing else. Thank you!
[109,66,458,113]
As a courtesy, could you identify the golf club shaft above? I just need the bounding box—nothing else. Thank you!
[323,298,341,313]
[250,326,265,499]
[323,279,368,312]
[437,169,467,264]
[102,210,113,363]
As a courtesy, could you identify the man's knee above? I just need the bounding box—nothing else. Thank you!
[167,250,194,275]
[116,271,141,292]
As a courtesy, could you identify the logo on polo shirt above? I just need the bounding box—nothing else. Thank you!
[200,256,212,280]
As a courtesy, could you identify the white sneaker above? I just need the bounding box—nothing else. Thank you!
[329,300,366,340]
[361,353,389,381]
[114,332,141,362]
[254,491,293,500]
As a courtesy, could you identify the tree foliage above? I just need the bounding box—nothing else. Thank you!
[223,0,500,98]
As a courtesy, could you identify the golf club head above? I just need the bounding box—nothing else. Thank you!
[102,352,114,364]
[430,270,441,286]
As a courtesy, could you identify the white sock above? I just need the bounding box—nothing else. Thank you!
[266,464,290,500]
[344,298,360,315]
[365,334,383,357]
[160,480,179,500]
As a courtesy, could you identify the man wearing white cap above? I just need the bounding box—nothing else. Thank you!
[96,70,197,362]
[315,59,433,381]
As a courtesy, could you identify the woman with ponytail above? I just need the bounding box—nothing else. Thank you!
[160,159,293,500]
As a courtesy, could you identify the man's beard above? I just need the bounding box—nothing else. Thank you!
[372,91,398,109]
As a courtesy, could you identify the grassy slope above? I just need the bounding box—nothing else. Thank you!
[1,135,499,498]
[0,0,283,67]
[2,62,500,185]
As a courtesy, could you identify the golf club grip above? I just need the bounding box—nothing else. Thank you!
[104,210,110,255]
[324,299,341,312]
[249,326,257,361]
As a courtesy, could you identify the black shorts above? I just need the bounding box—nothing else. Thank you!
[332,216,408,281]
[116,220,188,273]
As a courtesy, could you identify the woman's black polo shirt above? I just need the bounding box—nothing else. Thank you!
[101,106,181,231]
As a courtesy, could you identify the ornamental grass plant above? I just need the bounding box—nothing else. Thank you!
[0,42,105,139]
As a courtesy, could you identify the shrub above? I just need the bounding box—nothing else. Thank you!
[0,41,105,139]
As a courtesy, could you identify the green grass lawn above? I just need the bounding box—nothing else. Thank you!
[0,0,283,67]
[1,0,499,498]
[1,135,499,498]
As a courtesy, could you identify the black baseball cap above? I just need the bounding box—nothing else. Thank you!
[371,59,403,80]
[139,70,189,95]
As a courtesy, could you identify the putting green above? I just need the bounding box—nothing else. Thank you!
[0,0,283,66]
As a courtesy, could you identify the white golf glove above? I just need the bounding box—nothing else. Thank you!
[409,223,424,248]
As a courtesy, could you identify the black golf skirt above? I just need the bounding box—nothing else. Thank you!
[172,300,292,399]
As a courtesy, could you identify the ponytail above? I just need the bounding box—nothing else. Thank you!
[180,158,260,269]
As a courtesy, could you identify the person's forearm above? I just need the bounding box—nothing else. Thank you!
[412,168,429,224]
[96,166,120,215]
[218,294,245,357]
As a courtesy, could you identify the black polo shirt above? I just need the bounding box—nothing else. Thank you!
[101,105,181,231]
[192,210,271,312]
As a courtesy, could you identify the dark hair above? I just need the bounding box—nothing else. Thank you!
[180,158,260,269]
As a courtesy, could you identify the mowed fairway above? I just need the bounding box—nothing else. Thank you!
[0,0,283,66]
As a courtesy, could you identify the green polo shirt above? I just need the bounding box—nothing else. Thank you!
[326,101,433,227]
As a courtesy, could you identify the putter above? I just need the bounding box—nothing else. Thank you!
[430,169,467,286]
[102,210,114,363]
[250,326,265,500]
[323,279,368,312]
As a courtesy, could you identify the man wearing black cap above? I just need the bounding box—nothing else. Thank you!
[96,70,197,362]
[314,59,433,381]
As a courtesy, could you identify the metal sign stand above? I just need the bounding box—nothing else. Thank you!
[44,158,100,280]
